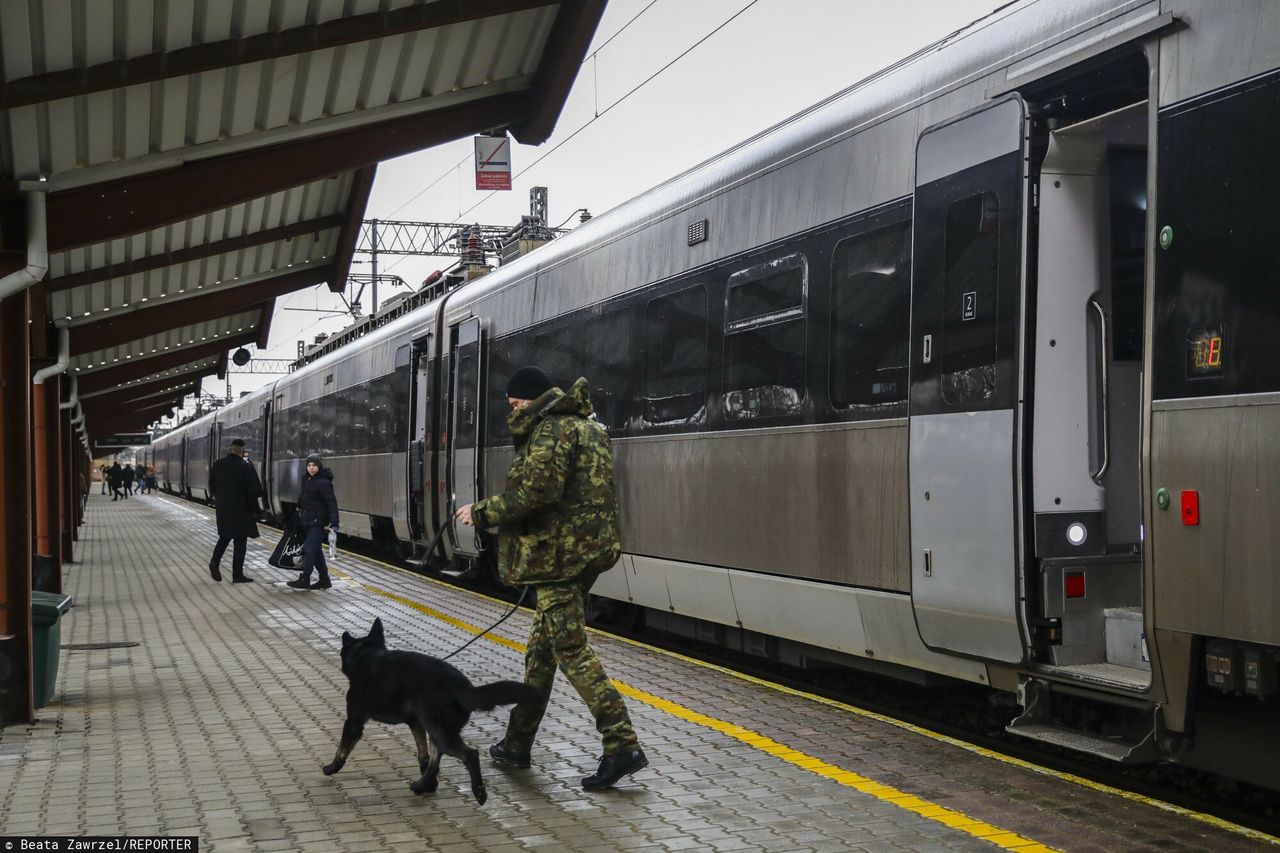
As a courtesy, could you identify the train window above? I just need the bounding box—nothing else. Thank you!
[830,221,911,408]
[273,408,289,459]
[333,390,352,456]
[486,333,530,445]
[642,285,708,426]
[723,254,807,420]
[362,378,377,453]
[941,191,1000,405]
[582,307,633,431]
[372,375,394,453]
[293,404,307,458]
[533,325,579,391]
[304,400,323,457]
[353,383,374,455]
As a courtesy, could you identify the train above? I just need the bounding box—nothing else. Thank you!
[138,0,1280,792]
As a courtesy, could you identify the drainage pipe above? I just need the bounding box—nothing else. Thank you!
[0,191,48,300]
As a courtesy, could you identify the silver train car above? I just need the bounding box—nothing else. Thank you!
[153,0,1280,790]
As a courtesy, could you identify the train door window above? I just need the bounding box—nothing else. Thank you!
[642,284,708,427]
[533,324,579,391]
[454,343,479,450]
[723,254,807,420]
[830,221,912,408]
[486,333,530,445]
[941,191,1000,405]
[582,306,633,431]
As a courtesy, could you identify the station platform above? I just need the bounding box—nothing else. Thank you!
[0,493,1272,852]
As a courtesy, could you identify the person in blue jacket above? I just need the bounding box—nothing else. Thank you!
[287,453,339,590]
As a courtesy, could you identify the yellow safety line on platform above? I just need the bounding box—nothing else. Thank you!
[234,505,1269,847]
[325,565,1053,851]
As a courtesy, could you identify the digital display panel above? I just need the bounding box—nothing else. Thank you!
[1186,327,1226,378]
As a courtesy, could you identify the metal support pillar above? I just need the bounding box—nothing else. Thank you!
[0,289,35,726]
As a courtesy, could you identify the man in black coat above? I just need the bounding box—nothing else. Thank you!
[208,438,263,583]
[108,461,124,501]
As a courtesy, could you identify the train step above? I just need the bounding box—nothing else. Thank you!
[1006,678,1163,764]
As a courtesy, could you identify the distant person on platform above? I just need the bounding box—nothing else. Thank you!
[208,438,263,583]
[108,461,124,501]
[122,463,135,497]
[99,464,109,495]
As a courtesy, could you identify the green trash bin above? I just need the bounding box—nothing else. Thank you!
[31,591,73,708]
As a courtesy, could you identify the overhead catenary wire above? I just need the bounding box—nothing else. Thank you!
[450,0,764,225]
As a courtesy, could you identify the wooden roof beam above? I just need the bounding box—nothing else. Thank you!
[69,266,331,357]
[75,334,257,395]
[47,91,528,251]
[81,366,215,410]
[329,166,377,295]
[46,214,346,294]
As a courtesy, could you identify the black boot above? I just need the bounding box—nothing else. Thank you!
[310,578,332,590]
[209,562,222,582]
[286,576,311,589]
[232,575,255,583]
[582,749,648,791]
[488,739,531,769]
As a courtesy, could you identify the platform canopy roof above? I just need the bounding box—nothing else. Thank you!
[0,0,604,443]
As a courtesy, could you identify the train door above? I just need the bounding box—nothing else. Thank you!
[1024,95,1150,686]
[908,96,1030,664]
[446,317,483,557]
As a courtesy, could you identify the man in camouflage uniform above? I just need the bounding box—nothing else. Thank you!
[455,365,648,791]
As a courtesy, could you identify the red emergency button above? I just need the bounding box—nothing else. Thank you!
[1181,490,1200,526]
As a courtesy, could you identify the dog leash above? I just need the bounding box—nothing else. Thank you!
[441,585,530,661]
[416,518,532,661]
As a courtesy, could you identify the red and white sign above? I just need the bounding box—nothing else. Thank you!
[474,135,512,190]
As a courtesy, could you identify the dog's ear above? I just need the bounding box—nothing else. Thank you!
[342,631,353,649]
[370,618,384,643]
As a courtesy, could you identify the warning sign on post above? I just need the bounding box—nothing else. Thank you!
[474,135,512,190]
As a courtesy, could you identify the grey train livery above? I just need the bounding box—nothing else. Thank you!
[151,0,1280,791]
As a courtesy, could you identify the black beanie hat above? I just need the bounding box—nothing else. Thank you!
[505,365,555,400]
[306,453,323,466]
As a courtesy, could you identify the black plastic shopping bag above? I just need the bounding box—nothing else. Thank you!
[268,520,304,569]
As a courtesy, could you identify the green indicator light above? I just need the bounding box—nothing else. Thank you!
[1159,226,1173,250]
[1156,487,1171,510]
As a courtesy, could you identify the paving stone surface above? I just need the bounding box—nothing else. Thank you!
[0,493,1272,852]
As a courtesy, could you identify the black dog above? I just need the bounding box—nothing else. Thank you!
[322,618,537,804]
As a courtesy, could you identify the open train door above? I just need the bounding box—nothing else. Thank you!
[445,316,484,557]
[908,96,1030,664]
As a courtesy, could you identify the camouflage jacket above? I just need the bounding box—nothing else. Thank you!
[471,377,622,586]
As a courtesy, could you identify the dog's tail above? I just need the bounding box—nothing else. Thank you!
[471,680,540,711]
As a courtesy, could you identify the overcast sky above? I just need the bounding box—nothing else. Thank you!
[190,0,999,411]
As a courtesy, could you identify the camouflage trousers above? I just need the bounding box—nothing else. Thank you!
[503,575,639,755]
